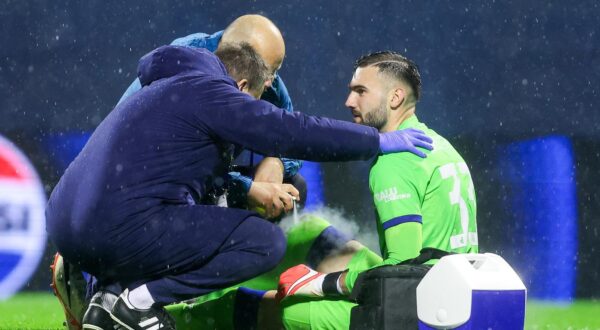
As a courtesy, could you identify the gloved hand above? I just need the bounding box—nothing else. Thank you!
[379,128,434,157]
[277,264,326,301]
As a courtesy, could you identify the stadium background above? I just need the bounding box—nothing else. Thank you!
[1,0,599,323]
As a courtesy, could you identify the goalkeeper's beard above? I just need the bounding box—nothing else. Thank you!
[363,97,388,131]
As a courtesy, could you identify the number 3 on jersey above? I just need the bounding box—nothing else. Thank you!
[439,162,478,250]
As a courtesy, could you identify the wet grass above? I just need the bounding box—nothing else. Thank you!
[0,292,599,329]
[526,300,600,329]
[0,292,64,330]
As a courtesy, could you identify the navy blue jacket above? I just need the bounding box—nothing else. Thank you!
[46,46,378,236]
[118,31,301,188]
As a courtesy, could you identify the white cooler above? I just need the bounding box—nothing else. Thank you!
[417,253,526,329]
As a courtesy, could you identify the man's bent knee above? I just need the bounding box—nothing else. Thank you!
[240,216,286,273]
[262,223,286,271]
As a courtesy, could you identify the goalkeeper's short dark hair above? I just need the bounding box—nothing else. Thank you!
[355,51,421,102]
[215,42,269,94]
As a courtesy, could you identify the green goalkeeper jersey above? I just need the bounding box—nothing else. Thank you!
[346,115,478,291]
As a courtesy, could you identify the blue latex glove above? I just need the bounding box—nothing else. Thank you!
[379,128,434,158]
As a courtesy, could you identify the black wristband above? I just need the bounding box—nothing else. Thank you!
[322,271,344,296]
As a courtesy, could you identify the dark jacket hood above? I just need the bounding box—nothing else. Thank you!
[137,45,228,86]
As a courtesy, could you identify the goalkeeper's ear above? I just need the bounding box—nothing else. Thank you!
[389,86,407,110]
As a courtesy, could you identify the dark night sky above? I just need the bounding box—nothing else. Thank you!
[2,1,599,139]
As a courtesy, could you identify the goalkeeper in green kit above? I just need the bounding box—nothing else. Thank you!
[276,51,479,329]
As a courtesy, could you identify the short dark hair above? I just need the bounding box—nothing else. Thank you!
[355,51,421,101]
[215,42,269,93]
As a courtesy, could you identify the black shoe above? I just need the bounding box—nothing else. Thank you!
[82,290,118,330]
[110,289,175,330]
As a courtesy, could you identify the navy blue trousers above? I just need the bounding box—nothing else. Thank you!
[144,214,286,304]
[52,205,286,305]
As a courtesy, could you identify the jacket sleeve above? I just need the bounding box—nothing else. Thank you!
[116,78,142,106]
[170,31,223,52]
[261,73,303,176]
[196,81,380,162]
[261,73,293,112]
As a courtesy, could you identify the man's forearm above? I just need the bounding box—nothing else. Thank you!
[254,157,284,183]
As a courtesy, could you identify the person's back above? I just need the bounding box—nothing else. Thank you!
[116,16,301,216]
[370,115,478,258]
[47,47,232,229]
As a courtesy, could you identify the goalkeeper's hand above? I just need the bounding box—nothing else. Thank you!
[277,264,327,301]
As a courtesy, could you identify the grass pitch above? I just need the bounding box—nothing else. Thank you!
[525,300,600,329]
[0,291,599,329]
[0,292,64,330]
